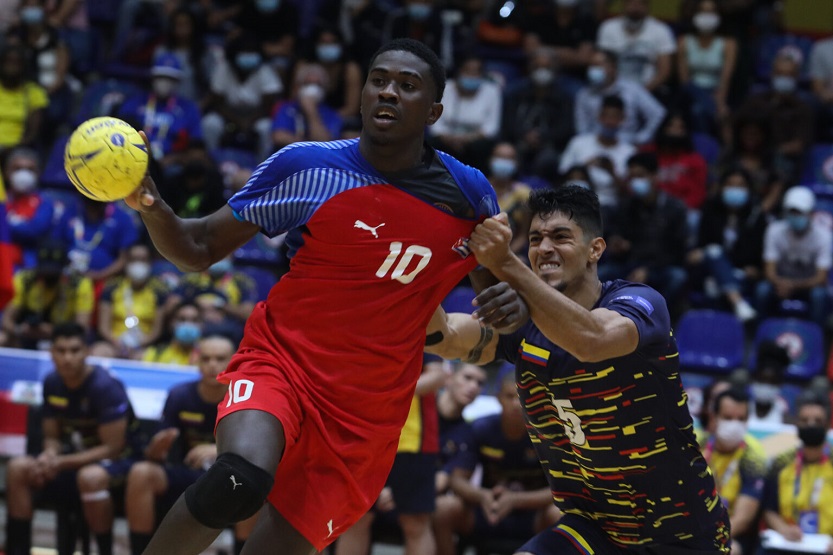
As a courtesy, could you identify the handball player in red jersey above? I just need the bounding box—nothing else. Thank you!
[124,38,527,555]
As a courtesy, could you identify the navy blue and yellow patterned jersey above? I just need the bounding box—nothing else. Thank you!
[495,280,727,549]
[765,448,833,534]
[42,366,141,458]
[701,434,767,513]
[160,380,217,465]
[439,412,475,475]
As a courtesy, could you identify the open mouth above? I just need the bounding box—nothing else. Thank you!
[373,106,398,122]
[539,262,561,272]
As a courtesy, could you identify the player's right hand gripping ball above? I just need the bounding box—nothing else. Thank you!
[64,116,149,202]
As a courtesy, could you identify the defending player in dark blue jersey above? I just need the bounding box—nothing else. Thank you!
[427,185,730,554]
[4,322,140,555]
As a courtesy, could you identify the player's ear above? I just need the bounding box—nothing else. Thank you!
[425,102,443,126]
[588,237,606,265]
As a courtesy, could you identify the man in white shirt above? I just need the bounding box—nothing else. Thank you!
[558,95,635,207]
[755,186,833,327]
[575,49,666,145]
[596,0,676,93]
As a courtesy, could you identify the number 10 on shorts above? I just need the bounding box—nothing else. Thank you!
[226,379,255,406]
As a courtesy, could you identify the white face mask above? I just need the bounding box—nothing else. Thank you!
[126,261,151,282]
[152,78,177,97]
[693,12,720,33]
[299,83,325,103]
[10,168,37,193]
[715,418,747,447]
[530,68,554,87]
[751,382,780,404]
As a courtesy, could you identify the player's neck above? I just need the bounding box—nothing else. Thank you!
[566,276,603,311]
[198,381,227,404]
[359,135,425,173]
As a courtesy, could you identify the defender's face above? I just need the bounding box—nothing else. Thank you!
[528,212,591,292]
[361,50,440,143]
[51,336,87,383]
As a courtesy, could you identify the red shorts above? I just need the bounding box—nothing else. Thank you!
[216,348,400,551]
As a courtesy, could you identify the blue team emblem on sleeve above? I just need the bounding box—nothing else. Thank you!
[613,295,654,314]
[452,237,471,258]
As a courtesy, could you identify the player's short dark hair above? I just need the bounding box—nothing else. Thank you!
[527,185,603,239]
[369,38,446,102]
[601,94,625,112]
[51,322,87,343]
[713,388,750,416]
[627,152,659,174]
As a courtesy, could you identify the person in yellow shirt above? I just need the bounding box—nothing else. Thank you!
[764,391,833,551]
[702,388,767,555]
[0,43,48,149]
[0,238,93,349]
[95,244,169,358]
[141,301,202,366]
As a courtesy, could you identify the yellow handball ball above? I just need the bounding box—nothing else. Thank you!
[64,117,149,202]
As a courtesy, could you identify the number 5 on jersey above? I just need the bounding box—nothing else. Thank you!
[554,399,586,445]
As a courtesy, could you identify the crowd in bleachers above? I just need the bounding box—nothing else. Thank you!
[6,0,833,553]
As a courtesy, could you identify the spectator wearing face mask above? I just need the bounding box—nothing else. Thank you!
[523,0,597,94]
[763,392,833,547]
[3,146,57,270]
[118,53,204,163]
[686,168,766,323]
[271,63,343,150]
[501,48,574,183]
[700,388,767,555]
[142,300,203,365]
[300,25,363,119]
[601,152,689,317]
[232,0,300,83]
[733,52,815,184]
[748,340,791,429]
[429,55,502,171]
[381,0,456,70]
[575,49,666,147]
[94,243,169,359]
[755,186,832,328]
[596,0,676,95]
[486,142,532,258]
[559,94,636,208]
[652,111,708,212]
[202,34,283,159]
[676,0,737,135]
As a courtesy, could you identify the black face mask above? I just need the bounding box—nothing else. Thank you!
[798,425,829,448]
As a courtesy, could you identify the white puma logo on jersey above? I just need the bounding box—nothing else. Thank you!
[230,475,242,490]
[354,220,385,238]
[327,519,334,537]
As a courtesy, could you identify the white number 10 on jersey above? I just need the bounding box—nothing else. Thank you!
[376,242,432,284]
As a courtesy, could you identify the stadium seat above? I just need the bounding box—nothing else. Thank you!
[692,132,721,167]
[73,78,142,126]
[674,310,746,374]
[800,144,833,185]
[233,235,285,268]
[442,285,477,314]
[751,317,824,380]
[755,33,814,82]
[240,266,278,302]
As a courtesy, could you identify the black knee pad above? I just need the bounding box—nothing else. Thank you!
[184,452,274,529]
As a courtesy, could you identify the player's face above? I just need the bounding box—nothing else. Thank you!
[361,50,442,143]
[197,338,234,384]
[51,336,88,383]
[528,212,600,293]
[449,364,486,407]
[497,379,524,424]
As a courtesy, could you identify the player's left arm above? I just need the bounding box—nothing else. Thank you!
[470,216,638,363]
[426,306,499,365]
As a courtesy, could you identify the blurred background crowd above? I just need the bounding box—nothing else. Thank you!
[5,0,833,553]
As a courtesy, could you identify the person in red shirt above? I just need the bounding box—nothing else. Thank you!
[653,111,708,212]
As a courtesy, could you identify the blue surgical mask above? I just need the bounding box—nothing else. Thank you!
[174,322,201,345]
[599,124,618,140]
[587,66,606,86]
[787,213,810,232]
[255,0,280,12]
[630,177,652,197]
[772,75,796,94]
[407,3,432,20]
[721,186,749,208]
[209,259,233,277]
[316,44,342,63]
[458,76,482,93]
[236,52,262,71]
[20,6,44,24]
[490,158,516,178]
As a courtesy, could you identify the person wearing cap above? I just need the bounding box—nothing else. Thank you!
[754,185,832,327]
[0,237,94,349]
[118,52,204,163]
